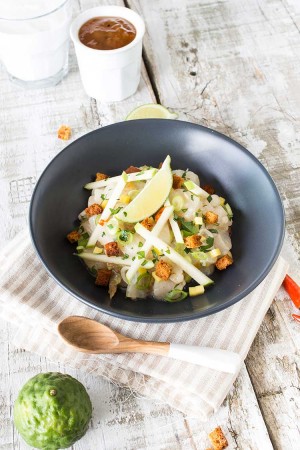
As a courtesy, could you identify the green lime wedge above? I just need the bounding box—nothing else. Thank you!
[126,104,178,120]
[116,155,173,223]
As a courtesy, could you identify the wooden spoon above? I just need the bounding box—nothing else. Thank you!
[58,316,242,374]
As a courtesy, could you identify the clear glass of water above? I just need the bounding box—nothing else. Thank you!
[0,0,72,88]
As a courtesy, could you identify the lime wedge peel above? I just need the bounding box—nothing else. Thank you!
[126,104,178,120]
[116,155,173,223]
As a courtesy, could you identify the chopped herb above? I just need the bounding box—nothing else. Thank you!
[182,168,189,179]
[179,218,198,234]
[135,171,144,177]
[101,231,106,237]
[138,241,143,248]
[184,247,191,254]
[207,195,212,202]
[110,207,122,215]
[165,249,171,254]
[181,208,188,213]
[141,260,147,266]
[107,224,114,229]
[209,229,218,234]
[152,248,159,262]
[132,256,136,261]
[122,254,129,260]
[137,250,145,259]
[200,237,214,252]
[117,230,131,242]
[191,194,194,201]
[123,211,127,217]
[101,194,106,200]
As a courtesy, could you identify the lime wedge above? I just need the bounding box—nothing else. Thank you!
[126,104,178,120]
[116,155,173,223]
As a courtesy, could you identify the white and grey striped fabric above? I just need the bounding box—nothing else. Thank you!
[0,230,288,420]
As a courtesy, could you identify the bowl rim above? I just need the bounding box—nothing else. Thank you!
[29,119,285,322]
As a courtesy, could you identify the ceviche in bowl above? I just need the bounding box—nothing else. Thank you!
[67,155,234,302]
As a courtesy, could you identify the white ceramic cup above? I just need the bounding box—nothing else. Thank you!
[70,6,145,102]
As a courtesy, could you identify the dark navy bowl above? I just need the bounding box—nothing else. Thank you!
[29,120,284,322]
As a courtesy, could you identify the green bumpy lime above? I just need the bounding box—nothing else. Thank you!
[14,372,92,450]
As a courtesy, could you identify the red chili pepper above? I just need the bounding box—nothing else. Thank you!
[283,274,300,308]
[292,314,300,323]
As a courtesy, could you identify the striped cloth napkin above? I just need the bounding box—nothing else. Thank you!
[0,230,288,420]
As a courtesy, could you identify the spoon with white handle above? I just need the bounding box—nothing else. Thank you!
[58,316,242,374]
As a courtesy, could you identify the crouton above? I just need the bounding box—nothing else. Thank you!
[173,174,184,189]
[204,211,218,224]
[95,269,112,286]
[66,230,80,243]
[155,260,172,280]
[203,184,215,195]
[208,426,228,450]
[57,125,71,140]
[85,203,103,218]
[95,172,108,181]
[154,207,165,222]
[125,166,141,174]
[105,241,120,257]
[184,234,202,249]
[216,254,233,271]
[141,217,155,231]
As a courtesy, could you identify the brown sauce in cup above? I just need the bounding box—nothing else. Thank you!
[79,16,136,50]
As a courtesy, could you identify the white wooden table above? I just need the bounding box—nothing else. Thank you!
[1,1,299,449]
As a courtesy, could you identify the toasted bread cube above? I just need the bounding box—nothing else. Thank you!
[85,203,103,218]
[95,172,108,181]
[154,207,165,222]
[155,260,172,280]
[204,211,218,224]
[66,230,81,243]
[203,184,215,195]
[208,426,228,450]
[95,269,112,286]
[172,174,184,189]
[57,125,71,140]
[141,217,155,231]
[125,166,141,174]
[216,254,233,271]
[104,241,120,257]
[184,234,202,249]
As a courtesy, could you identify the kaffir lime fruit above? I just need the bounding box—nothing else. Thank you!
[14,372,92,449]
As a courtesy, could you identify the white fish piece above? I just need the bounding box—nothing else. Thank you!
[169,264,184,284]
[172,169,200,186]
[214,231,232,255]
[153,279,176,300]
[126,283,148,299]
[121,234,144,258]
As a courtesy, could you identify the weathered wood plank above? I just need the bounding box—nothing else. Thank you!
[128,0,300,449]
[0,0,298,449]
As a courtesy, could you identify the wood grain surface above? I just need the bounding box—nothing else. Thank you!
[0,0,299,449]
